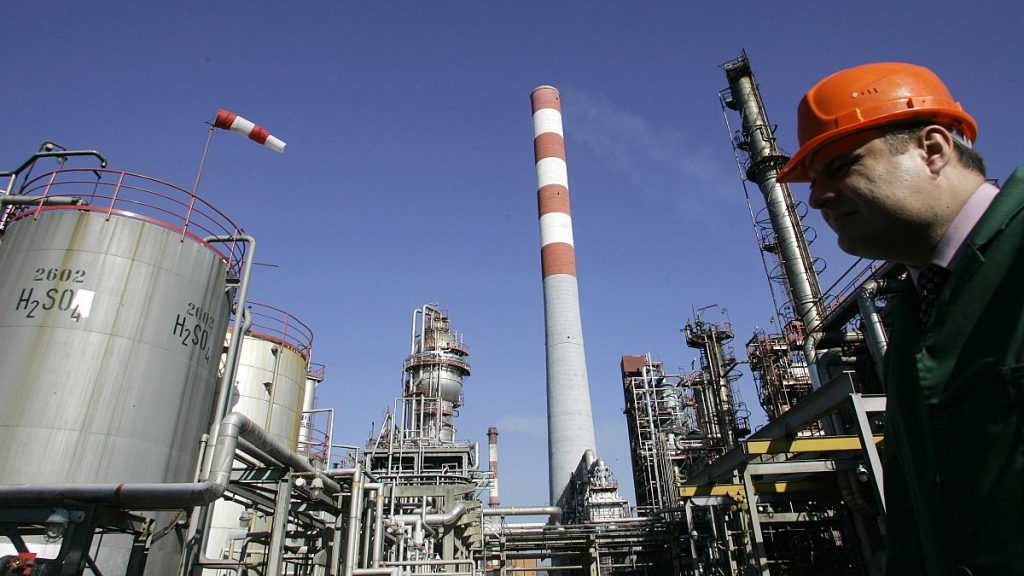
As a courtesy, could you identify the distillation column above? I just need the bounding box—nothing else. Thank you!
[530,85,598,507]
[402,304,471,444]
[723,56,824,356]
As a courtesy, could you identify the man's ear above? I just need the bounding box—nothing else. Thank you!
[919,125,955,176]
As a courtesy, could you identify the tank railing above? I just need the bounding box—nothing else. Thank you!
[34,170,61,219]
[241,302,314,361]
[10,169,246,274]
[103,171,125,221]
[307,362,326,380]
[0,412,341,509]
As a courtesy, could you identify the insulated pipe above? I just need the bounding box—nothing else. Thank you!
[205,234,258,430]
[0,195,88,243]
[343,464,364,576]
[531,85,598,507]
[0,412,339,508]
[365,483,385,568]
[483,506,562,524]
[298,375,321,452]
[856,279,892,382]
[182,305,254,573]
[1,149,107,196]
[487,426,500,507]
[393,502,469,527]
[361,493,373,569]
[0,195,86,207]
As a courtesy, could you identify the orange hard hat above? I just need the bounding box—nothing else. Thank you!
[777,62,977,182]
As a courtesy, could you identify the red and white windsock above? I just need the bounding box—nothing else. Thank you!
[214,108,287,153]
[531,85,597,507]
[488,426,500,507]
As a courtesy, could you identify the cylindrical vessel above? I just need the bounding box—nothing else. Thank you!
[231,303,312,447]
[298,362,325,465]
[0,168,242,573]
[531,86,598,506]
[402,304,470,444]
[488,426,500,507]
[206,303,313,564]
[724,60,824,344]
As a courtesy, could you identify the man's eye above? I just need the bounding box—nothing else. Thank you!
[829,156,859,179]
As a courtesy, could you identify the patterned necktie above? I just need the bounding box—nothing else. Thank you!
[917,264,951,328]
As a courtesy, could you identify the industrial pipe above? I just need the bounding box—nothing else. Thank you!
[0,195,86,207]
[180,307,254,576]
[205,234,257,428]
[0,195,89,243]
[483,506,561,524]
[343,464,365,576]
[856,279,894,382]
[367,483,385,567]
[393,502,469,527]
[1,149,108,195]
[0,412,339,508]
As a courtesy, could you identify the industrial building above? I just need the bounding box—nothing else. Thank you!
[1,53,894,575]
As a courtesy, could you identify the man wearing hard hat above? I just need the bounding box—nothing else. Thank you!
[777,64,1024,575]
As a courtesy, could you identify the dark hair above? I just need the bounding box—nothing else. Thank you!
[883,122,986,177]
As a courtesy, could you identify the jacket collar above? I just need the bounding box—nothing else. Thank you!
[889,167,1024,403]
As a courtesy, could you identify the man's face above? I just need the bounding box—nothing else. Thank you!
[805,130,936,265]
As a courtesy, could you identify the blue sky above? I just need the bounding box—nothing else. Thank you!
[4,2,1022,507]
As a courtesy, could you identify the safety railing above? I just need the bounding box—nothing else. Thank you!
[822,258,886,317]
[6,168,247,275]
[243,302,314,361]
[307,362,326,381]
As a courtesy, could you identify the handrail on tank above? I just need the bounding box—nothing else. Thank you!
[307,362,327,380]
[243,301,315,361]
[4,168,247,275]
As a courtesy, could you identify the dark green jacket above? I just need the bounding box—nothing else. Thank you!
[884,168,1024,575]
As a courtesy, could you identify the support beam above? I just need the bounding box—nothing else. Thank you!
[678,479,835,498]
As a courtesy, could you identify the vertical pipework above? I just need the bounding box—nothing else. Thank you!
[531,85,598,506]
[724,59,824,337]
[487,426,500,507]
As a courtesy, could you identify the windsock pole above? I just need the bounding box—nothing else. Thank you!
[188,124,217,199]
[189,108,288,205]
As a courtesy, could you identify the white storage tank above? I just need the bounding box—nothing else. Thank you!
[205,303,314,566]
[0,166,243,573]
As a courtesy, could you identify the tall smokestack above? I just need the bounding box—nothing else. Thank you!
[531,85,598,506]
[488,426,500,507]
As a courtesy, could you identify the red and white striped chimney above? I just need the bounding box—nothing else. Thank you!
[487,426,500,507]
[531,85,598,507]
